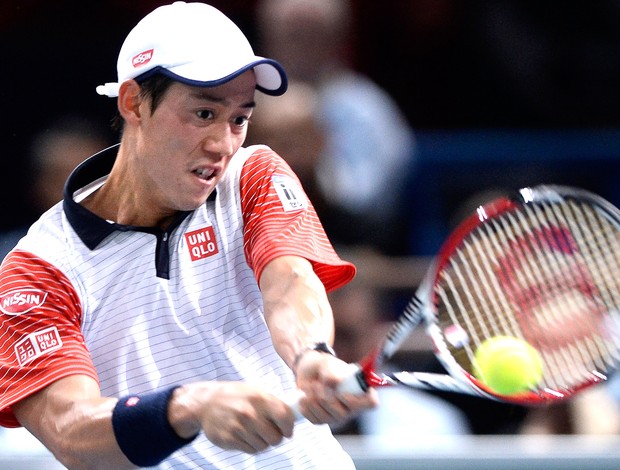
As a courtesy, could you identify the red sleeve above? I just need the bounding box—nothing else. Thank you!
[241,147,355,292]
[0,251,98,428]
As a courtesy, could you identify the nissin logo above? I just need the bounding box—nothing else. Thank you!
[0,289,48,316]
[132,49,153,68]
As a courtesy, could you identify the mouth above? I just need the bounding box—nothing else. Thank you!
[193,167,217,181]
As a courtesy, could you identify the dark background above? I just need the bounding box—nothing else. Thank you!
[2,0,620,252]
[3,0,617,436]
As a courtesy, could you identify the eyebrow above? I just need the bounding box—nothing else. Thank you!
[190,90,256,109]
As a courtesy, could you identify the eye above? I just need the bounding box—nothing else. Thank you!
[233,115,250,127]
[196,109,214,120]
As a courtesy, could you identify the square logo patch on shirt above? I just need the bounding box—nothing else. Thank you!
[15,326,63,366]
[272,175,307,212]
[185,226,219,261]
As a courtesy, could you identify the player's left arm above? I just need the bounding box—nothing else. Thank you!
[260,255,334,371]
[260,255,377,424]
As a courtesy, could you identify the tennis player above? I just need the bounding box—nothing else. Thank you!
[0,2,377,468]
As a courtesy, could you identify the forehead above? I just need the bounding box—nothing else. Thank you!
[170,69,258,103]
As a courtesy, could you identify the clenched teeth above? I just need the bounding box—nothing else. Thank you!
[194,168,215,179]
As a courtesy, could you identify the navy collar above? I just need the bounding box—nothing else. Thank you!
[63,144,212,279]
[64,144,125,250]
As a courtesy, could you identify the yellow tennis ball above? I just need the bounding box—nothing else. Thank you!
[473,336,544,395]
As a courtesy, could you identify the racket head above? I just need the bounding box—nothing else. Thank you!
[425,185,620,405]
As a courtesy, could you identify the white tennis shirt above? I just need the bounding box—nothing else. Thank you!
[0,144,356,469]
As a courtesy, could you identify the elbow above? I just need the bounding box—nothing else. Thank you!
[41,425,123,470]
[46,437,97,470]
[53,452,124,470]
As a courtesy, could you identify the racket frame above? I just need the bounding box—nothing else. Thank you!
[352,185,620,406]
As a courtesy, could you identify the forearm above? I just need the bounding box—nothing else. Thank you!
[14,376,296,468]
[13,378,133,470]
[260,256,335,370]
[259,256,380,425]
[52,399,131,470]
[14,377,195,470]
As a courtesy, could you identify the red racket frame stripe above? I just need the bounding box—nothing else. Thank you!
[337,185,620,406]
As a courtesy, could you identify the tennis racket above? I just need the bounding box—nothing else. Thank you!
[334,185,620,406]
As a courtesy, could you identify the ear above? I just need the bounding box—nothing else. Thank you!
[117,80,144,124]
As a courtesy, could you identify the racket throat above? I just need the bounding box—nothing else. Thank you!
[362,369,389,388]
[360,354,390,389]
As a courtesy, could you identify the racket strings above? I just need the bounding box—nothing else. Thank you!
[506,201,619,387]
[436,197,620,394]
[537,201,620,372]
[566,203,620,334]
[517,207,598,354]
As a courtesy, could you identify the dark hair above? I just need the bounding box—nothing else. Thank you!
[111,73,175,132]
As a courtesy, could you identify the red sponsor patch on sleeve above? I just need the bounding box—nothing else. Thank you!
[14,326,63,366]
[0,288,47,316]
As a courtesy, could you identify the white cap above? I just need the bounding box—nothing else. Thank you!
[96,1,287,97]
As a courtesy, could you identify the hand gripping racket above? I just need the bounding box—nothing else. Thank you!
[335,185,620,406]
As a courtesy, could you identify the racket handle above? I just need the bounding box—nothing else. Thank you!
[286,397,304,421]
[284,390,305,421]
[286,365,367,422]
[337,365,368,394]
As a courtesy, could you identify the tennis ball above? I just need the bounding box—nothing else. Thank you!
[473,336,543,395]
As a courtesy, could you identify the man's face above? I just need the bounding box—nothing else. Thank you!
[133,70,257,214]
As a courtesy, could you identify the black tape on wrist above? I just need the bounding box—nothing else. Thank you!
[293,341,337,375]
[112,385,197,467]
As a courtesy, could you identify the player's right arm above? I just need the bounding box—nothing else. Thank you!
[1,251,295,468]
[0,249,138,469]
[12,375,134,469]
[13,374,296,469]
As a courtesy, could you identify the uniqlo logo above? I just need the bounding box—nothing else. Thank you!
[15,326,63,366]
[132,49,153,67]
[185,226,219,261]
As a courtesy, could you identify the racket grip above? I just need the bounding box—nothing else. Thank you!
[284,390,305,421]
[286,365,367,422]
[286,397,304,421]
[337,365,368,395]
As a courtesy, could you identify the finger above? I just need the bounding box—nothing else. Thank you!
[238,400,295,450]
[300,396,350,424]
[209,428,258,454]
[340,387,380,411]
[231,435,259,454]
[206,415,283,454]
[234,427,274,453]
[254,417,291,447]
[264,399,296,437]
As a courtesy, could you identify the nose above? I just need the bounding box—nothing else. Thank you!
[202,121,234,158]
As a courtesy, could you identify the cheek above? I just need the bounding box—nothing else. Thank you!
[208,157,233,187]
[222,154,237,173]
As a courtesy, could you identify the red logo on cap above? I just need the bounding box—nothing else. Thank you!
[132,49,153,68]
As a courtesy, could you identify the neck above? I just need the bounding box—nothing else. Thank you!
[80,144,176,229]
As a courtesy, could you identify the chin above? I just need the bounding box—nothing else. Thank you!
[180,195,212,211]
[179,202,206,212]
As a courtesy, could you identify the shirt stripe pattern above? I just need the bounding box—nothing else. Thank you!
[240,146,355,291]
[0,251,97,427]
[0,145,355,469]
